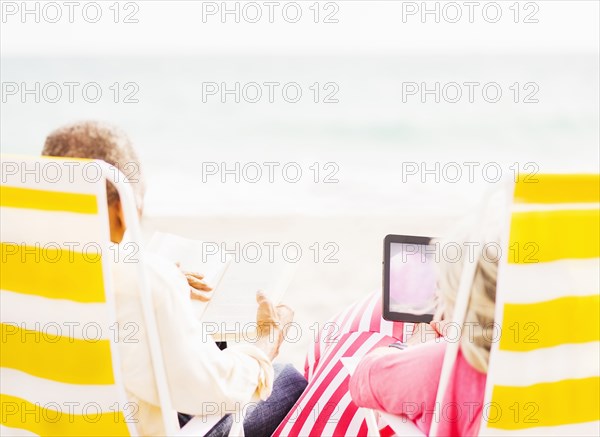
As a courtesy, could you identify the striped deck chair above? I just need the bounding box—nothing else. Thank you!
[364,174,599,437]
[0,155,239,436]
[475,174,600,436]
[273,291,409,436]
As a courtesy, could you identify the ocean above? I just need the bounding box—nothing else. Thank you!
[1,54,598,216]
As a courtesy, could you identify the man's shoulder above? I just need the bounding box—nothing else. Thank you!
[111,248,187,298]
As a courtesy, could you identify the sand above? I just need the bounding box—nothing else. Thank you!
[142,214,455,370]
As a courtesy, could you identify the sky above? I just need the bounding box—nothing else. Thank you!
[1,1,599,56]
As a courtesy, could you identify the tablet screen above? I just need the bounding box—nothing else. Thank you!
[383,235,437,323]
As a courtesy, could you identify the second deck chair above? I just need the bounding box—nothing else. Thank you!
[359,174,600,436]
[0,155,244,436]
[475,174,599,436]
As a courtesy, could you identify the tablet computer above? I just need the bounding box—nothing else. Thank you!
[383,234,437,323]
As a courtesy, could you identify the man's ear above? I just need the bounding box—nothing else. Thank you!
[108,199,126,244]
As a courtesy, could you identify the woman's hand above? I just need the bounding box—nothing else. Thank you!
[176,262,213,302]
[429,302,449,337]
[406,322,440,346]
[406,309,449,346]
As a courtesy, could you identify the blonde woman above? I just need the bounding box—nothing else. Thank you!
[349,236,498,436]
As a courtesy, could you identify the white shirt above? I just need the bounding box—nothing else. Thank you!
[111,249,274,436]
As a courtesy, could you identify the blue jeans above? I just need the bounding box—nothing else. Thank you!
[179,363,307,437]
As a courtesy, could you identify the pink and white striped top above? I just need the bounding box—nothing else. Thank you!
[273,291,407,436]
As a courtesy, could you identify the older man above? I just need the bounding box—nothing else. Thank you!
[42,121,306,437]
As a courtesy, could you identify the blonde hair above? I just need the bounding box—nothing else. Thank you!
[436,236,498,373]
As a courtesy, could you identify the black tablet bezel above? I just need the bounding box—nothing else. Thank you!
[383,234,435,324]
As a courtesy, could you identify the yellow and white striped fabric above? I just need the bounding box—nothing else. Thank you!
[0,156,136,436]
[480,174,600,436]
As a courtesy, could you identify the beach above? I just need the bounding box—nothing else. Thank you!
[142,214,453,370]
[3,52,598,368]
[3,53,597,369]
[2,3,599,435]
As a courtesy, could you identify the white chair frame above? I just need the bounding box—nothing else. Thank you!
[105,162,244,436]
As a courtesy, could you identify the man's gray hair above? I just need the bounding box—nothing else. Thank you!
[42,121,146,210]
